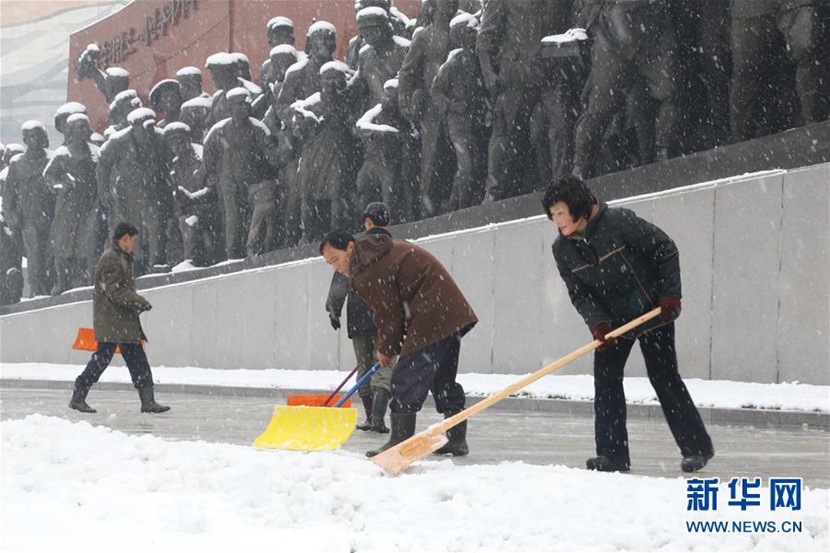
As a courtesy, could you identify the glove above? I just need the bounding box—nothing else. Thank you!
[139,300,153,313]
[591,321,616,351]
[329,313,341,330]
[659,297,682,322]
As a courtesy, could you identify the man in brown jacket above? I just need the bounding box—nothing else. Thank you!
[69,222,170,414]
[320,230,477,457]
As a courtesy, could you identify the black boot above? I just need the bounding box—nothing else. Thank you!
[586,455,630,472]
[69,385,96,413]
[138,387,170,413]
[366,412,416,458]
[681,452,714,473]
[356,395,373,431]
[434,414,468,456]
[369,388,390,433]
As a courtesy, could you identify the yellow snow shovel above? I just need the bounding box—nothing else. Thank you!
[371,308,661,475]
[253,362,381,451]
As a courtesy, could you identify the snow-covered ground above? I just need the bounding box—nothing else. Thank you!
[2,362,829,413]
[1,362,828,552]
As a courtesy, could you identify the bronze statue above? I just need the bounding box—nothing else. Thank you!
[260,17,297,90]
[54,102,88,143]
[4,122,55,296]
[355,79,419,222]
[76,44,130,104]
[398,0,458,217]
[164,123,223,266]
[179,96,212,144]
[97,108,173,274]
[149,79,184,128]
[432,13,490,211]
[203,88,281,258]
[572,0,679,179]
[44,114,100,293]
[293,62,361,243]
[107,89,143,133]
[730,0,830,142]
[176,66,209,102]
[352,7,411,106]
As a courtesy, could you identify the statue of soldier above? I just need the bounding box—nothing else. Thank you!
[275,22,338,126]
[293,62,361,243]
[204,53,243,132]
[76,44,130,104]
[149,79,184,128]
[203,88,281,259]
[347,0,413,69]
[355,79,419,222]
[261,44,303,247]
[3,122,55,296]
[730,0,830,142]
[476,0,565,200]
[432,13,490,211]
[180,97,213,145]
[107,89,143,134]
[54,102,88,145]
[398,0,458,218]
[0,210,24,305]
[572,0,679,179]
[163,123,223,266]
[44,114,100,293]
[260,17,297,90]
[352,7,411,107]
[97,108,173,274]
[176,66,209,102]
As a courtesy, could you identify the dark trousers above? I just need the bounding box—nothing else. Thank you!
[75,342,154,390]
[593,323,713,464]
[390,334,465,415]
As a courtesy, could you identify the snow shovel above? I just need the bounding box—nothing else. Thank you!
[371,308,661,475]
[253,362,382,451]
[286,365,360,407]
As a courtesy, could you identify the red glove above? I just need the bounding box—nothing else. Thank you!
[659,297,682,322]
[591,321,616,351]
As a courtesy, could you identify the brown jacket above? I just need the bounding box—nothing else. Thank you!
[93,243,147,343]
[349,234,477,359]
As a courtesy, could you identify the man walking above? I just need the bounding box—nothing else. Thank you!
[320,228,477,458]
[69,222,170,414]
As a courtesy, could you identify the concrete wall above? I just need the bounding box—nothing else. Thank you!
[2,164,828,385]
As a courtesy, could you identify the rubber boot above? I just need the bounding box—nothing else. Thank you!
[369,388,390,433]
[138,387,170,413]
[356,395,373,431]
[366,412,416,458]
[68,385,96,413]
[434,414,468,456]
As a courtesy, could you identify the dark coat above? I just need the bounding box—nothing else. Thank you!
[349,233,477,359]
[552,202,681,339]
[92,242,147,343]
[325,227,391,338]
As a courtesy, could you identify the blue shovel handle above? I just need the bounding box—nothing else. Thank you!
[333,362,381,407]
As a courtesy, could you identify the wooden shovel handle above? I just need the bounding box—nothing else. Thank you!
[431,307,662,436]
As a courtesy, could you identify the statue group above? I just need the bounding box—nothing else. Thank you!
[1,0,828,304]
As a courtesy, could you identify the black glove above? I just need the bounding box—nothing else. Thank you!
[591,321,616,352]
[139,300,153,313]
[329,313,341,330]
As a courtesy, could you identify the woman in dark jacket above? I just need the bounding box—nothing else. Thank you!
[543,176,713,473]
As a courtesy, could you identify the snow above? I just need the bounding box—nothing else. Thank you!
[181,96,212,110]
[66,113,90,125]
[451,12,479,29]
[0,366,827,552]
[357,103,399,133]
[20,120,46,131]
[307,20,336,36]
[268,15,294,30]
[2,363,827,413]
[127,107,156,124]
[542,28,589,44]
[226,86,251,100]
[357,6,389,22]
[176,66,202,76]
[54,101,87,116]
[105,66,130,77]
[164,121,192,134]
[320,60,352,76]
[205,52,237,67]
[271,44,298,56]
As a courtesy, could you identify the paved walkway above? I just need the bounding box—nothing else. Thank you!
[2,382,828,488]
